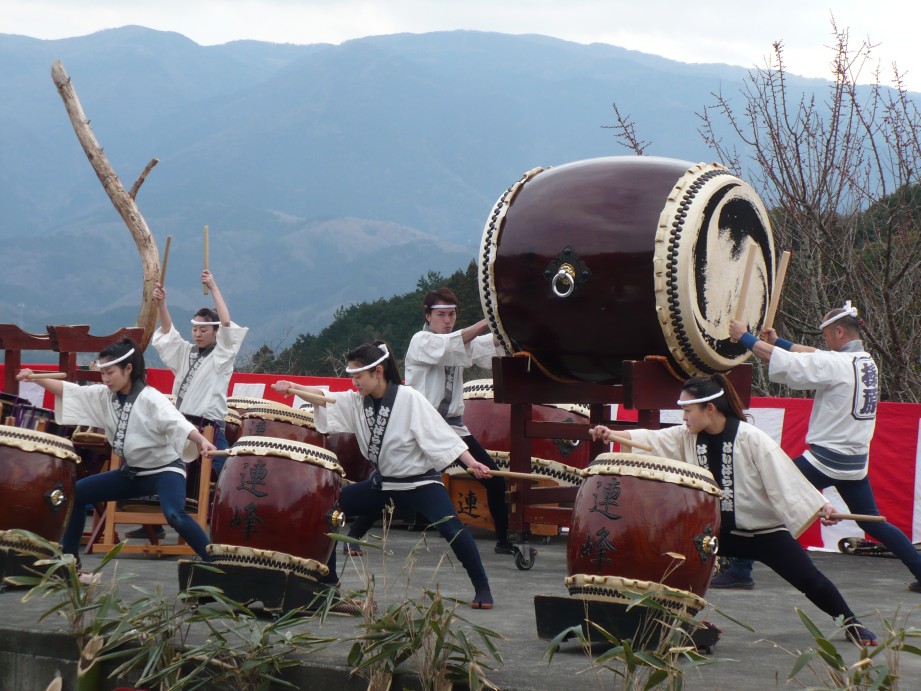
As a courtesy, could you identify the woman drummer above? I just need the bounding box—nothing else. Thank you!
[590,373,878,647]
[271,340,496,609]
[17,338,216,567]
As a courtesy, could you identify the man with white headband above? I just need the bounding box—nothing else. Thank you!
[137,270,247,540]
[729,302,921,594]
[589,373,878,647]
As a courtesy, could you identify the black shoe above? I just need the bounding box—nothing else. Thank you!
[125,526,165,540]
[495,541,515,555]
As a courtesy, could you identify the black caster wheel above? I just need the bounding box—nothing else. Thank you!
[514,546,538,570]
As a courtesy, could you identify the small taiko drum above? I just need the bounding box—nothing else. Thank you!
[240,402,325,446]
[462,379,591,468]
[224,410,243,446]
[226,396,274,414]
[211,436,345,566]
[566,454,721,613]
[70,425,111,480]
[479,156,776,383]
[443,451,582,536]
[0,393,61,435]
[0,424,80,541]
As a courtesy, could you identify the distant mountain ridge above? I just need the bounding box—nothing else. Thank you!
[0,27,842,352]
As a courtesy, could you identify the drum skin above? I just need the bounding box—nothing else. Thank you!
[567,459,721,598]
[479,156,775,383]
[211,438,342,564]
[462,381,590,468]
[0,426,79,541]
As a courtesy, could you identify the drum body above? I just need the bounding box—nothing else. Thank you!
[479,156,775,382]
[462,380,590,467]
[224,410,243,446]
[567,454,721,599]
[211,436,344,564]
[241,403,325,446]
[325,432,371,482]
[0,425,80,541]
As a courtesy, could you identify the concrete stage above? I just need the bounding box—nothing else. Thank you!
[2,523,921,690]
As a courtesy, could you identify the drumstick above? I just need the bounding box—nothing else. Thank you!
[203,225,209,295]
[159,235,172,286]
[733,242,758,322]
[762,250,791,331]
[602,432,654,452]
[829,512,886,523]
[467,469,550,482]
[205,449,233,456]
[26,372,68,381]
[285,385,337,404]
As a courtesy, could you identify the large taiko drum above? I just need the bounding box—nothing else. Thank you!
[240,402,325,446]
[479,156,776,383]
[0,424,80,541]
[462,379,591,468]
[566,454,721,613]
[211,436,344,565]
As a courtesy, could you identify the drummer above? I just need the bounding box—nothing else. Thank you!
[16,338,215,572]
[590,373,878,647]
[151,269,248,476]
[346,288,512,554]
[272,340,497,609]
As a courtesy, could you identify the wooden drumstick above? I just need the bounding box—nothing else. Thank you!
[285,385,337,404]
[763,250,791,331]
[27,372,68,381]
[829,512,886,523]
[159,235,172,286]
[203,225,209,295]
[733,242,758,322]
[602,431,654,453]
[205,449,233,456]
[467,468,549,482]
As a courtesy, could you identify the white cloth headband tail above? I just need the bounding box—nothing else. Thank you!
[677,389,724,406]
[95,348,135,370]
[345,345,390,373]
[819,300,858,329]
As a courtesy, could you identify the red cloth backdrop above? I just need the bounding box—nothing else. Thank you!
[5,364,919,549]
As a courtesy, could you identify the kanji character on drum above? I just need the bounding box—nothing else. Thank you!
[590,373,878,647]
[729,301,921,593]
[272,340,496,609]
[346,287,512,555]
[17,338,216,572]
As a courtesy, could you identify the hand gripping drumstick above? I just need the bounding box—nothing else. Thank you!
[762,250,791,331]
[159,235,172,286]
[26,372,68,381]
[285,385,337,404]
[203,225,209,295]
[600,431,654,453]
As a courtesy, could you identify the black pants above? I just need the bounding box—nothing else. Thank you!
[720,530,855,621]
[347,434,509,542]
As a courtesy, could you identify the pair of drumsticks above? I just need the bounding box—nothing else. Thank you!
[157,226,210,296]
[735,245,791,334]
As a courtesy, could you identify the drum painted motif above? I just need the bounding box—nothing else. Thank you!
[0,424,80,541]
[240,402,325,446]
[567,454,721,602]
[479,156,776,383]
[462,379,591,468]
[211,436,344,564]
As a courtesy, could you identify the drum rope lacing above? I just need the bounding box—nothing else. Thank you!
[229,436,344,474]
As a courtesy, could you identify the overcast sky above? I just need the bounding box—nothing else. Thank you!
[3,0,919,91]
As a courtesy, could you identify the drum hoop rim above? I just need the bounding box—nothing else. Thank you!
[206,543,329,576]
[229,436,344,474]
[564,573,707,611]
[0,424,80,462]
[586,453,721,496]
[241,404,316,428]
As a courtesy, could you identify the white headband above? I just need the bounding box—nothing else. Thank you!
[677,389,724,406]
[429,304,456,310]
[95,348,135,370]
[345,345,390,374]
[819,300,858,329]
[191,319,221,326]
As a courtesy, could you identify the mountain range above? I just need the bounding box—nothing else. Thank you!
[0,26,839,360]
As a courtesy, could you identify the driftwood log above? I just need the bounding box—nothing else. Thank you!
[50,60,161,350]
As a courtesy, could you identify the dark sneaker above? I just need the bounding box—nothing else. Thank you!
[909,580,921,593]
[342,542,364,557]
[471,585,494,610]
[495,541,515,555]
[710,571,755,590]
[125,526,166,540]
[845,620,879,647]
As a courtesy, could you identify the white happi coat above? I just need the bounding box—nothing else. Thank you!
[55,382,197,475]
[405,328,500,435]
[314,385,468,489]
[152,321,248,420]
[629,422,826,538]
[769,341,878,479]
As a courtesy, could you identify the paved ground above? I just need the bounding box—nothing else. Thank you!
[3,522,921,690]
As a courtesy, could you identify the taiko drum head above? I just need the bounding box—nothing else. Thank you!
[478,156,775,382]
